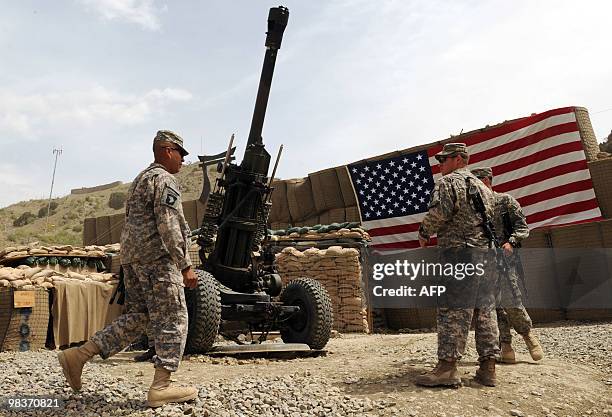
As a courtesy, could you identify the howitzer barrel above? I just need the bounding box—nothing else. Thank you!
[246,6,289,149]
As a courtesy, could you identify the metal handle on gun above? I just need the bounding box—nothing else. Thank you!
[215,133,235,193]
[266,144,283,202]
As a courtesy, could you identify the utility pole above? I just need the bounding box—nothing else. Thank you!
[45,148,62,232]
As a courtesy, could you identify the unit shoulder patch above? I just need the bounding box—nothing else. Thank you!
[161,185,180,209]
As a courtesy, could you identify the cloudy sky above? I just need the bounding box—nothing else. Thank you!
[1,0,611,207]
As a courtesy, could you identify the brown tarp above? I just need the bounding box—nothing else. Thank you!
[309,169,344,213]
[182,200,198,230]
[95,216,111,245]
[109,213,125,244]
[52,281,122,347]
[286,178,316,222]
[550,222,603,248]
[196,200,206,226]
[269,180,290,224]
[335,166,358,207]
[345,206,361,222]
[83,217,97,246]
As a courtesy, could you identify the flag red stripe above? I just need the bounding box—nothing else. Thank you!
[494,160,587,193]
[516,179,595,208]
[526,198,599,225]
[468,123,579,167]
[483,140,584,177]
[427,107,575,156]
[373,237,438,249]
[368,222,421,237]
[429,123,579,176]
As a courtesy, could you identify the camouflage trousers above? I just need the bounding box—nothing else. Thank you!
[437,250,499,361]
[437,307,499,361]
[496,266,532,343]
[91,257,188,372]
[496,307,532,343]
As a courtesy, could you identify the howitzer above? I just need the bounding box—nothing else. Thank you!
[184,6,333,353]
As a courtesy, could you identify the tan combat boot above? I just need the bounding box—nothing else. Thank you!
[500,342,516,364]
[415,359,461,387]
[522,331,544,361]
[57,340,100,391]
[146,368,198,408]
[474,358,496,387]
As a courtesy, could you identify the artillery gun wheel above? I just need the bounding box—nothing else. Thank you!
[280,277,333,349]
[184,270,221,353]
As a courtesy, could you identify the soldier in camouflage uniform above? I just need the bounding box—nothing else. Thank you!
[58,130,199,408]
[471,167,544,363]
[416,143,500,387]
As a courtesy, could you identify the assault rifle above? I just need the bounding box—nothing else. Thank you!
[466,177,509,274]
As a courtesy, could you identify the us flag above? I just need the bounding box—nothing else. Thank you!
[348,106,602,250]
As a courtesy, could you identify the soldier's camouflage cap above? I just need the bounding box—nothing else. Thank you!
[470,167,493,179]
[434,142,468,162]
[154,130,189,157]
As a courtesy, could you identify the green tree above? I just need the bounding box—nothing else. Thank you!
[108,192,127,209]
[13,211,37,227]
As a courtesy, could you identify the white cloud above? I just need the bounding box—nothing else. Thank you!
[78,0,167,31]
[0,86,193,141]
[0,164,40,208]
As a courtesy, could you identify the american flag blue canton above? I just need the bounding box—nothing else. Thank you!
[348,150,435,221]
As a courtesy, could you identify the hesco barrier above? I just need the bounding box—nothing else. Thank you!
[574,107,600,162]
[589,158,612,218]
[83,199,205,245]
[0,288,50,351]
[384,220,612,330]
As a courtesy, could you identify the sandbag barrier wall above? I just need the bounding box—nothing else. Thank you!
[275,247,369,333]
[83,199,206,245]
[385,219,612,330]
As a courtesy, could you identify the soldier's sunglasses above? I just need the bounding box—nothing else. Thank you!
[162,146,181,153]
[437,153,459,163]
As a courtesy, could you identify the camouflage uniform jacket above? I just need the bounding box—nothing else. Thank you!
[120,163,192,271]
[492,191,529,246]
[419,167,495,248]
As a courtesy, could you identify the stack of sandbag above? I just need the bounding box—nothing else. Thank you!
[0,243,120,271]
[275,246,368,333]
[0,265,118,290]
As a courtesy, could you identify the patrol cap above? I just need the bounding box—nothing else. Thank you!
[154,130,189,157]
[434,143,468,162]
[470,167,493,179]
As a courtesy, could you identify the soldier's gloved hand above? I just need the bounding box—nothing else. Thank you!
[181,267,198,288]
[502,242,514,256]
[419,236,429,248]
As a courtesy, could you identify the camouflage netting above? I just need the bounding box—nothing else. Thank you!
[276,246,369,333]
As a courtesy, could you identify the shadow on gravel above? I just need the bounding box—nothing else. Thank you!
[338,361,505,396]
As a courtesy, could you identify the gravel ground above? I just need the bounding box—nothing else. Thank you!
[0,321,610,417]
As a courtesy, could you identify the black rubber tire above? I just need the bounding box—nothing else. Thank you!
[280,277,333,349]
[184,270,221,354]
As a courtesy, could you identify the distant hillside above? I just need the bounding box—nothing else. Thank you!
[0,162,210,248]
